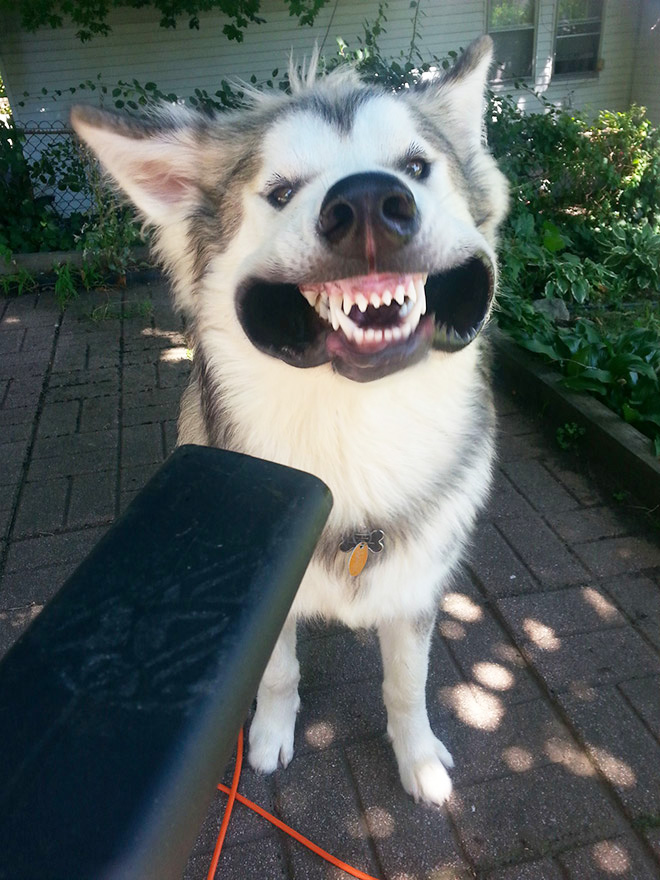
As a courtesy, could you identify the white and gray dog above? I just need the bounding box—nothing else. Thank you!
[72,35,508,806]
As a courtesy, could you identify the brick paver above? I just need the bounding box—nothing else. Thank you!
[1,283,659,880]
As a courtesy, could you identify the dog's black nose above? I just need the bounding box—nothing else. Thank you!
[318,172,419,260]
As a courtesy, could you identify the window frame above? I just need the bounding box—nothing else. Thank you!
[487,0,539,84]
[552,0,605,79]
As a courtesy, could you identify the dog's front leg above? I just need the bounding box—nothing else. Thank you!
[379,615,454,806]
[248,616,300,773]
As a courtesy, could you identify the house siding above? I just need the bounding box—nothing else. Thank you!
[0,1,653,126]
[630,0,660,124]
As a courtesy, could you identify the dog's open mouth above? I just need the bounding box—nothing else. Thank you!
[237,255,494,382]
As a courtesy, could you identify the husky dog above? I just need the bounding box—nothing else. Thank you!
[72,35,507,806]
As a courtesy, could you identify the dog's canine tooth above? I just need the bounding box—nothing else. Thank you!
[342,297,352,316]
[301,288,319,308]
[356,294,369,313]
[329,294,342,331]
[394,284,406,306]
[382,289,392,306]
[370,293,381,309]
[415,277,426,310]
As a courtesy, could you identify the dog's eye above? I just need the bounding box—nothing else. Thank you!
[267,183,296,209]
[404,158,430,180]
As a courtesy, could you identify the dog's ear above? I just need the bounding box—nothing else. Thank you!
[70,105,202,225]
[413,35,494,146]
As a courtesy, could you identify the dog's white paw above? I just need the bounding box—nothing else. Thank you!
[401,755,453,805]
[394,736,454,806]
[248,693,300,774]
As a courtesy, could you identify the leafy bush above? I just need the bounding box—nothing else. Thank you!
[489,92,660,455]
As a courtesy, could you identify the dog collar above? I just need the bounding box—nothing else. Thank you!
[339,529,385,576]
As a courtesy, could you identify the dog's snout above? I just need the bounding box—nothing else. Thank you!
[318,172,419,259]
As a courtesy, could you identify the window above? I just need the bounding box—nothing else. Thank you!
[488,0,537,82]
[555,0,604,75]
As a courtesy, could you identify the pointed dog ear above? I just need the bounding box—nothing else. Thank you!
[413,35,494,145]
[70,105,203,225]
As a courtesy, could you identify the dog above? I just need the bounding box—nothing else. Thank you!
[71,34,508,806]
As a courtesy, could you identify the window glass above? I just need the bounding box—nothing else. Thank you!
[555,0,603,75]
[488,1,536,81]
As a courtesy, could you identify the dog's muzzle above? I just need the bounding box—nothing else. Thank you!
[236,174,496,382]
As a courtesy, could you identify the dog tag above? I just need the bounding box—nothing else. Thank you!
[348,541,369,576]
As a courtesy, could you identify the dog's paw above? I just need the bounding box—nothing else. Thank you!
[394,736,454,806]
[248,694,300,774]
[401,755,453,806]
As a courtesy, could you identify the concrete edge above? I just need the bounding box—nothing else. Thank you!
[1,246,152,276]
[492,331,660,510]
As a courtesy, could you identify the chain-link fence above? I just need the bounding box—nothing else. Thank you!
[17,119,93,216]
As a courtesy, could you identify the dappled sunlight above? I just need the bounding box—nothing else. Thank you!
[523,618,561,651]
[544,736,596,777]
[582,587,620,622]
[591,746,637,788]
[442,592,482,623]
[592,840,631,874]
[362,806,395,839]
[159,346,190,363]
[472,661,514,692]
[3,316,20,324]
[502,745,534,772]
[438,619,466,640]
[304,721,336,749]
[141,326,185,342]
[440,683,504,731]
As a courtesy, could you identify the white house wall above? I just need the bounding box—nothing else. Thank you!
[0,0,652,126]
[630,0,660,124]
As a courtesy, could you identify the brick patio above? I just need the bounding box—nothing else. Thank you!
[1,282,659,880]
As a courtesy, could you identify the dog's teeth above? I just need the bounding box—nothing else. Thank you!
[394,285,406,305]
[318,299,330,321]
[301,288,318,308]
[382,289,392,306]
[399,299,413,319]
[373,329,383,343]
[365,328,375,342]
[343,297,352,316]
[384,328,393,343]
[391,326,403,341]
[370,293,381,309]
[407,280,417,304]
[356,294,368,313]
[353,326,364,344]
[329,294,342,330]
[401,322,413,339]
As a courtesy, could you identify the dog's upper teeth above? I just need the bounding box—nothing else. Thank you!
[301,288,319,308]
[394,284,406,306]
[343,297,352,316]
[382,289,392,306]
[370,293,381,309]
[415,277,426,312]
[356,294,368,313]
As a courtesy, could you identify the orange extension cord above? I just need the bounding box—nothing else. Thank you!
[206,727,380,880]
